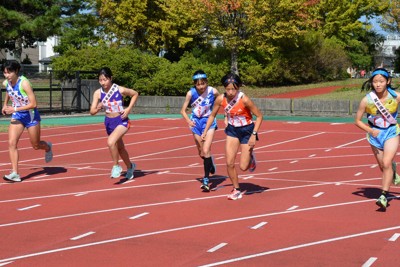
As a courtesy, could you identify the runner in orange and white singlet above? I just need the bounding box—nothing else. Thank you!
[202,73,263,200]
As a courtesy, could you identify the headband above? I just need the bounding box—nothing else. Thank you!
[192,73,207,80]
[371,70,389,78]
[224,78,238,85]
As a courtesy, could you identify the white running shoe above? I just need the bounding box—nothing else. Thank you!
[3,172,21,182]
[111,165,122,178]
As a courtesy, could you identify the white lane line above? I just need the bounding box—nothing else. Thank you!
[268,167,278,171]
[256,132,325,150]
[240,175,253,180]
[129,212,149,220]
[18,204,41,211]
[290,160,298,163]
[189,163,200,167]
[216,157,224,160]
[0,262,13,266]
[362,257,377,267]
[287,206,298,211]
[308,154,316,158]
[355,172,363,176]
[77,166,91,170]
[313,192,324,198]
[207,243,228,253]
[74,193,88,197]
[157,171,170,175]
[334,138,365,149]
[0,199,397,264]
[32,175,49,180]
[371,164,378,168]
[389,233,400,241]
[251,222,267,230]
[70,232,96,241]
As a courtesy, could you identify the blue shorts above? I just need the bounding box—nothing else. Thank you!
[225,123,255,144]
[367,124,400,150]
[190,116,217,136]
[104,116,130,135]
[11,108,41,128]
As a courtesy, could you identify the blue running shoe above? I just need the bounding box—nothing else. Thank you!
[125,162,136,180]
[45,142,53,163]
[201,177,210,191]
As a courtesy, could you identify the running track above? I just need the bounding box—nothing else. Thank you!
[0,116,399,266]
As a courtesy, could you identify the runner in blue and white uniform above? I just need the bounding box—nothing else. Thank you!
[180,70,219,191]
[1,61,53,183]
[355,68,400,210]
[90,67,139,180]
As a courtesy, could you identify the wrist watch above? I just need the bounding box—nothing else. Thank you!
[252,131,257,135]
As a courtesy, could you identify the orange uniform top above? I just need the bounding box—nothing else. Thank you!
[222,92,253,127]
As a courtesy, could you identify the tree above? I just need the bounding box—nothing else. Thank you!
[92,0,166,54]
[380,0,400,33]
[53,1,102,54]
[158,0,318,75]
[0,0,76,61]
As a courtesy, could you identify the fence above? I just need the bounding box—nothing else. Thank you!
[0,74,360,118]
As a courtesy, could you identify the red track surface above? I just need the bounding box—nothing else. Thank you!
[1,117,400,266]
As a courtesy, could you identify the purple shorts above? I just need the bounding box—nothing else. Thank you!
[104,116,130,135]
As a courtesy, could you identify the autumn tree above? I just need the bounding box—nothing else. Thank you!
[158,0,318,75]
[380,0,400,33]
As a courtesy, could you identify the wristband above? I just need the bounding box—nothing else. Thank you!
[14,106,17,112]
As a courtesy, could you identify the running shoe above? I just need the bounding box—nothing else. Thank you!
[227,189,242,200]
[125,162,136,180]
[210,156,216,175]
[3,171,21,182]
[201,177,210,192]
[111,165,122,178]
[376,195,388,209]
[249,152,257,172]
[45,142,53,163]
[392,162,400,185]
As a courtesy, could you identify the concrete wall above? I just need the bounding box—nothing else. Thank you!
[134,96,361,117]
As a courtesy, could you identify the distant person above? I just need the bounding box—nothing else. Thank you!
[180,70,219,192]
[201,73,263,200]
[355,68,400,210]
[90,67,139,180]
[1,60,53,182]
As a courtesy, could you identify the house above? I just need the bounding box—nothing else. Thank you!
[0,36,59,73]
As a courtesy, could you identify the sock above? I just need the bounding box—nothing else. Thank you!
[203,157,213,178]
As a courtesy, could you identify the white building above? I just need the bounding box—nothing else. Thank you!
[0,36,59,73]
[375,34,400,72]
